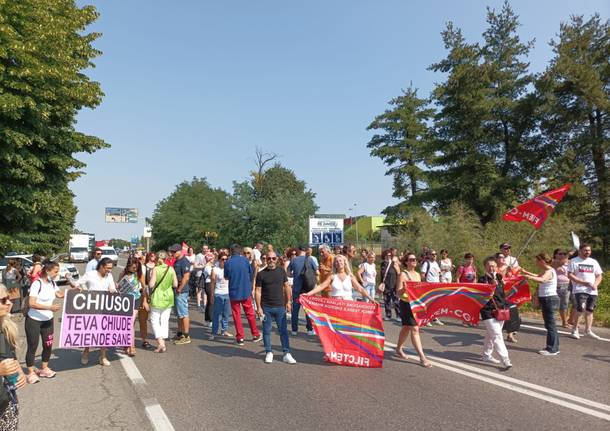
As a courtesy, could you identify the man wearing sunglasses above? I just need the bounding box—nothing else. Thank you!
[500,243,519,269]
[85,248,103,273]
[255,252,296,364]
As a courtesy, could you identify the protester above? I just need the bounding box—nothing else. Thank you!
[305,255,374,301]
[287,246,318,336]
[224,245,261,346]
[439,249,454,283]
[456,253,477,283]
[522,253,560,355]
[252,242,263,267]
[68,257,116,366]
[149,251,177,353]
[357,252,377,302]
[500,243,519,269]
[25,261,64,383]
[139,252,157,349]
[117,257,145,357]
[421,250,444,325]
[255,251,296,364]
[341,243,357,274]
[284,248,297,288]
[0,282,26,429]
[202,255,215,327]
[85,248,103,273]
[568,243,603,340]
[209,252,233,340]
[478,257,512,369]
[318,245,334,297]
[552,249,571,328]
[193,246,207,311]
[169,244,192,345]
[495,253,520,343]
[391,253,431,368]
[380,249,399,321]
[1,260,20,292]
[27,254,43,287]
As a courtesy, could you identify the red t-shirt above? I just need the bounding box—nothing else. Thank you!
[457,264,477,283]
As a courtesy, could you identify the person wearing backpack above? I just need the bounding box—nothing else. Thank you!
[24,261,65,384]
[287,246,318,336]
[148,251,177,353]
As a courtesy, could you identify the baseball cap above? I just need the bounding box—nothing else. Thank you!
[499,243,511,249]
[168,243,181,252]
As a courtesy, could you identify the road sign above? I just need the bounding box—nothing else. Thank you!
[105,208,138,223]
[143,227,152,238]
[309,217,344,246]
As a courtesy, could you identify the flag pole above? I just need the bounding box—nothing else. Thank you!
[512,230,538,266]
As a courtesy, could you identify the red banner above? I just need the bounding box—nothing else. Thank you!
[502,184,571,229]
[298,296,385,368]
[406,282,496,326]
[503,275,532,306]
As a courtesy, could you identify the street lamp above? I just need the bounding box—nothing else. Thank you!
[348,204,358,246]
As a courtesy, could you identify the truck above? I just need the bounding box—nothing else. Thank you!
[69,234,91,262]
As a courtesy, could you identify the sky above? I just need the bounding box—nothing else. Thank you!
[72,0,609,241]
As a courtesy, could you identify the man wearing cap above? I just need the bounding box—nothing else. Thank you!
[500,243,519,269]
[169,244,192,345]
[287,245,318,336]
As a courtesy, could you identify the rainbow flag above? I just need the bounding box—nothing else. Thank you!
[299,296,385,368]
[503,275,532,306]
[406,282,496,326]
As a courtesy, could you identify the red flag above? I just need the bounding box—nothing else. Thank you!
[181,241,189,255]
[503,275,532,306]
[502,184,571,229]
[406,282,496,326]
[299,296,385,368]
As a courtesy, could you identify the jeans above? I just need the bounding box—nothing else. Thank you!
[230,297,260,341]
[211,294,230,335]
[291,292,312,332]
[539,296,560,353]
[263,306,290,353]
[363,283,375,302]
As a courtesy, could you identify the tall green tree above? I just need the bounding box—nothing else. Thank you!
[367,86,434,220]
[232,163,318,249]
[538,14,610,260]
[149,178,239,250]
[0,0,107,255]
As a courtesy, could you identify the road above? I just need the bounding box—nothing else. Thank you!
[16,258,610,430]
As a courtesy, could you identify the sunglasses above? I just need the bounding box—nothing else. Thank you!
[430,253,437,256]
[407,258,417,262]
[0,297,10,305]
[502,247,511,250]
[95,253,102,255]
[220,258,227,262]
[268,257,278,261]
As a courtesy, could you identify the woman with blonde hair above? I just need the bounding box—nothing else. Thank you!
[304,255,375,302]
[0,282,26,429]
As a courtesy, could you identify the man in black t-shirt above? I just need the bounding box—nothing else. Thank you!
[255,251,296,365]
[169,244,192,345]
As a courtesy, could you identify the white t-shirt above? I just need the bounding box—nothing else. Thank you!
[85,259,99,273]
[203,265,213,283]
[252,248,262,266]
[27,279,59,321]
[77,270,115,292]
[538,269,558,297]
[421,261,441,282]
[212,267,229,295]
[505,255,519,268]
[360,262,377,285]
[568,257,603,295]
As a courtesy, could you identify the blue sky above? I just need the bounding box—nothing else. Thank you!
[73,0,609,241]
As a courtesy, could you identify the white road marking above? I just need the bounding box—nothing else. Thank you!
[145,403,176,431]
[384,342,610,421]
[521,324,610,342]
[117,352,146,385]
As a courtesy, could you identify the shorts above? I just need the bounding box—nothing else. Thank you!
[574,293,598,313]
[557,283,570,311]
[175,290,190,318]
[399,300,417,327]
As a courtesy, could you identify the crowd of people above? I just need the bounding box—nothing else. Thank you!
[0,239,604,428]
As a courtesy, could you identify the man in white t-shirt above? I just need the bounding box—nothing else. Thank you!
[500,243,519,268]
[421,249,443,325]
[85,248,103,273]
[567,243,603,340]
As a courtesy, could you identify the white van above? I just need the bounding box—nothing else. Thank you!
[99,246,119,265]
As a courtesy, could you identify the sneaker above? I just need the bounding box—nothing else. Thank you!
[252,335,263,342]
[585,331,601,340]
[264,352,274,364]
[433,318,444,326]
[290,331,298,336]
[208,335,215,341]
[236,339,245,346]
[172,334,184,342]
[99,357,111,367]
[37,367,56,378]
[80,353,89,366]
[570,330,580,340]
[426,322,433,327]
[204,321,212,328]
[481,355,501,364]
[307,330,315,336]
[221,331,233,337]
[502,359,513,369]
[538,349,559,356]
[175,335,191,345]
[382,317,391,321]
[26,373,40,384]
[393,317,401,323]
[283,353,297,364]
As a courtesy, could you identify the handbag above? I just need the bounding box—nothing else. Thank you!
[378,261,392,293]
[491,297,510,321]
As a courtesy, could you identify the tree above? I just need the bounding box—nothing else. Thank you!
[0,0,107,255]
[367,86,434,220]
[149,178,239,250]
[232,163,318,250]
[538,14,610,260]
[108,239,130,249]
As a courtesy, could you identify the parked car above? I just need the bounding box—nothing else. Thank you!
[0,254,33,273]
[50,255,80,285]
[99,246,119,265]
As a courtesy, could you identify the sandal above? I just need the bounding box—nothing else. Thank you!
[153,346,167,353]
[419,360,432,368]
[141,341,152,349]
[127,347,136,357]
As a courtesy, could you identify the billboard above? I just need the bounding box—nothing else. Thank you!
[309,217,344,246]
[105,207,138,223]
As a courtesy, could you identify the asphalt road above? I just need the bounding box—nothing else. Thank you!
[16,258,610,430]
